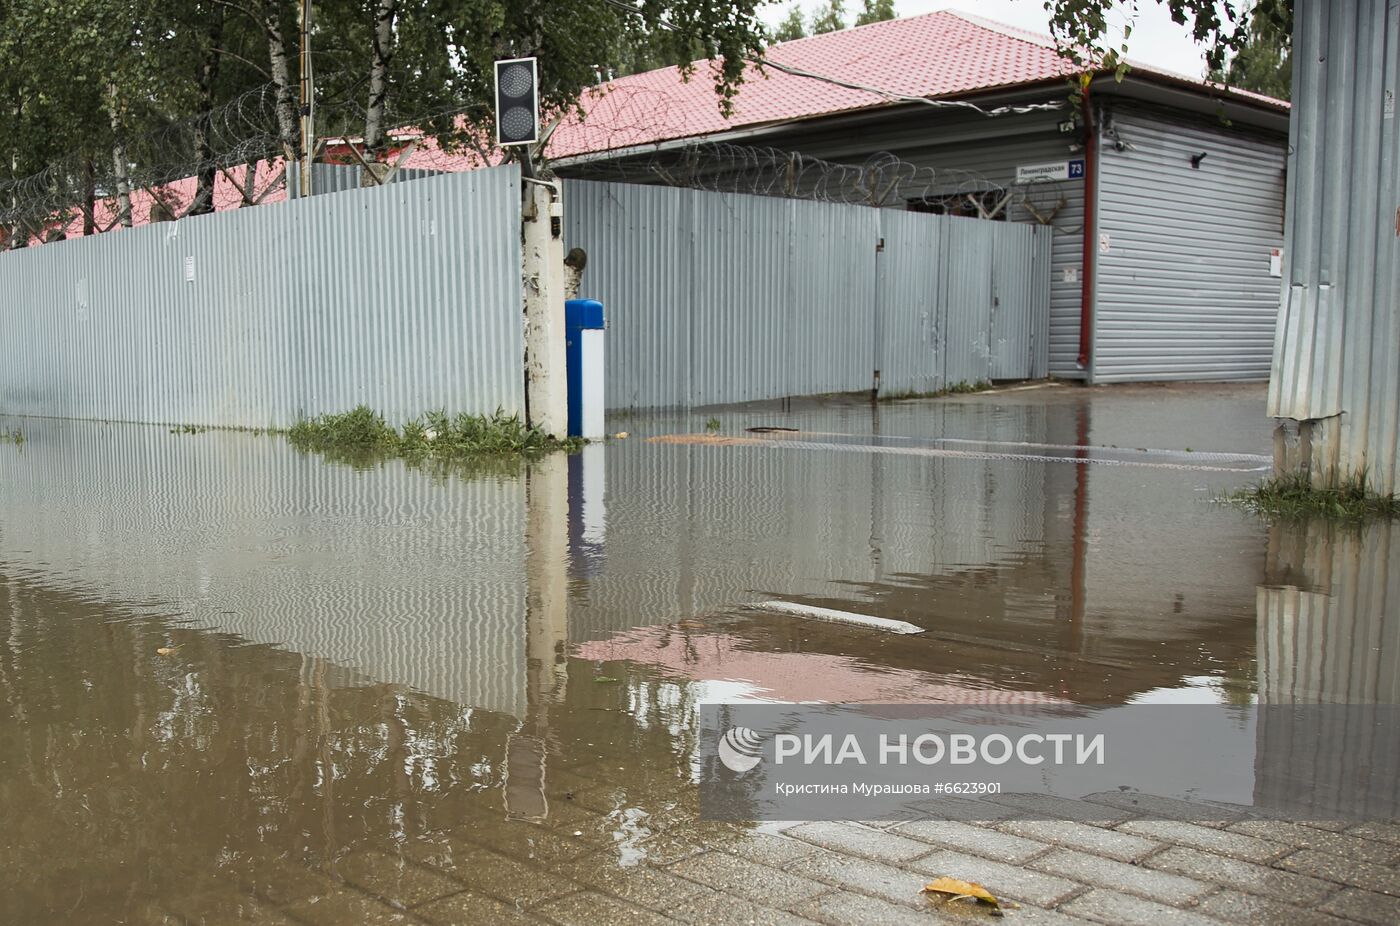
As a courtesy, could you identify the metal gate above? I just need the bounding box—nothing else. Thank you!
[563,179,1051,410]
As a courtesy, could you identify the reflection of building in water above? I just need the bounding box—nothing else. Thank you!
[0,577,707,924]
[0,418,532,718]
[568,397,1265,704]
[0,390,1268,720]
[1258,521,1400,704]
[1255,521,1400,817]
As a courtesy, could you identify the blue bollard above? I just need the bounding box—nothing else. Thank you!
[565,299,605,439]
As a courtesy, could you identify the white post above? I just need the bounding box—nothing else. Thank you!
[522,180,567,439]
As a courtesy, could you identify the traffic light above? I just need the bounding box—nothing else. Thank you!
[495,57,539,147]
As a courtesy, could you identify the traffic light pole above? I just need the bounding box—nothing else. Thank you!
[522,176,567,440]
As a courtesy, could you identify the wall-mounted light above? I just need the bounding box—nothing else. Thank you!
[1190,151,1209,169]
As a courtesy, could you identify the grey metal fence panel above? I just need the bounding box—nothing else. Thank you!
[1268,0,1400,492]
[786,199,879,398]
[0,165,522,428]
[287,162,445,197]
[563,181,693,410]
[992,224,1052,380]
[566,180,1049,409]
[688,192,794,405]
[942,219,997,386]
[877,210,945,395]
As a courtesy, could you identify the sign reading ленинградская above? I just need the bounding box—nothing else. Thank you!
[698,704,1400,821]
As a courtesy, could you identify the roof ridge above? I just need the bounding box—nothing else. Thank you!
[765,8,959,50]
[946,7,1213,86]
[943,9,1062,52]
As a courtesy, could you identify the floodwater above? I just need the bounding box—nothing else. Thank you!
[1,383,1396,924]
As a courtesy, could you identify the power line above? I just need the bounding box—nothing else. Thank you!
[595,0,1063,117]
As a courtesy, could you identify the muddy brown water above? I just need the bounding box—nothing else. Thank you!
[1,384,1394,923]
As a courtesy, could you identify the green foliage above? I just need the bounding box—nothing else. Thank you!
[1225,471,1400,521]
[1208,1,1291,99]
[0,0,768,224]
[1042,0,1290,77]
[808,0,845,35]
[2,428,24,445]
[704,416,721,432]
[773,4,807,42]
[287,404,582,469]
[853,0,895,27]
[769,0,892,47]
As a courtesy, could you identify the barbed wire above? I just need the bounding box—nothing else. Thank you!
[0,84,294,244]
[563,141,1078,229]
[0,80,1080,248]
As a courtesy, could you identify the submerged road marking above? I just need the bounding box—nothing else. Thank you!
[749,430,1273,466]
[648,434,1272,473]
[752,601,925,635]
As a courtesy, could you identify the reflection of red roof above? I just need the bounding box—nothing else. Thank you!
[575,625,1062,705]
[543,10,1287,160]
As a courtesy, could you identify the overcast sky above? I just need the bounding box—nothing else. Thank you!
[761,1,1214,78]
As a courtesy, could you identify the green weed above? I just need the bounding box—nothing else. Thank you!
[880,379,994,402]
[704,417,721,432]
[287,404,582,469]
[1,428,23,445]
[1224,471,1400,521]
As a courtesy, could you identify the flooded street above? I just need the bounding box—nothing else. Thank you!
[3,383,1398,925]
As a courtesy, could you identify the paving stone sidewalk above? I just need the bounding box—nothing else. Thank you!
[147,791,1400,926]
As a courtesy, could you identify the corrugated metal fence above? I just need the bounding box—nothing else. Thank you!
[1,166,1050,427]
[565,179,1050,410]
[287,162,445,197]
[1268,0,1400,492]
[0,165,523,428]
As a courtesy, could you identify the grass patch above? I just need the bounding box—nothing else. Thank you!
[880,379,993,402]
[286,405,582,469]
[2,427,23,445]
[1225,471,1400,521]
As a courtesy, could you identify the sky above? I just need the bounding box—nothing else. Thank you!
[760,0,1216,79]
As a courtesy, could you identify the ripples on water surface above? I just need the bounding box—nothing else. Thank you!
[1,384,1396,923]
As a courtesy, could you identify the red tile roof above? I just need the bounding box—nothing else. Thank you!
[543,9,1284,160]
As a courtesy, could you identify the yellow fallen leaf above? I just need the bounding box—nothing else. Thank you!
[922,877,1002,912]
[156,646,179,656]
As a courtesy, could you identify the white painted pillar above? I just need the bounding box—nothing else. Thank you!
[522,181,567,439]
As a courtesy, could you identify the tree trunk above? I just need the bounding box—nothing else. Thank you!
[83,160,96,235]
[8,110,25,247]
[362,0,398,181]
[111,143,132,228]
[263,1,299,160]
[190,7,226,216]
[107,84,132,228]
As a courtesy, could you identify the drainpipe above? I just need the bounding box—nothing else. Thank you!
[1077,81,1096,372]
